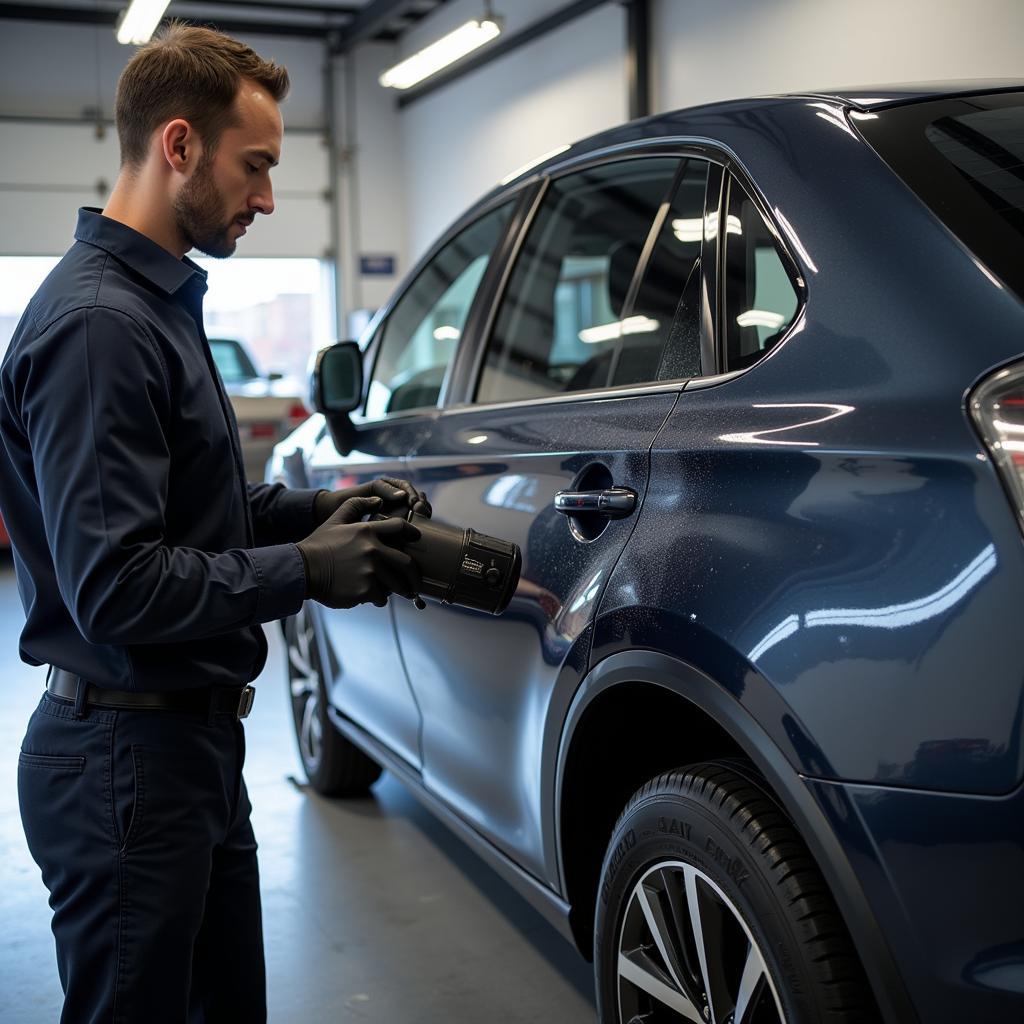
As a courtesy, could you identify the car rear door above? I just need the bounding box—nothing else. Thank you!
[393,153,715,884]
[307,198,517,770]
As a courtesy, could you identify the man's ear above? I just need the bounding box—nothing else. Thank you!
[159,119,200,174]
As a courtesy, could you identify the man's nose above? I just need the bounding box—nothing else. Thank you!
[250,183,275,216]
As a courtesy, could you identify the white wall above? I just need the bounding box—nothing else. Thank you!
[0,18,330,258]
[382,0,1023,266]
[331,42,408,326]
[651,0,1024,112]
[392,0,628,261]
[2,1,1022,296]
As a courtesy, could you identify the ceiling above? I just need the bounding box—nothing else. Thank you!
[0,0,453,46]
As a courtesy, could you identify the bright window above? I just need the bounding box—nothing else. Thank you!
[0,256,336,386]
[0,257,61,360]
[194,257,336,385]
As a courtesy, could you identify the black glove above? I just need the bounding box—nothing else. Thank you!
[297,495,421,609]
[312,476,430,528]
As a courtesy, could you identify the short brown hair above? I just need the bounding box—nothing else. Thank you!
[115,22,289,168]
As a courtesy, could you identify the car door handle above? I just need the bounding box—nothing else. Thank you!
[554,487,636,519]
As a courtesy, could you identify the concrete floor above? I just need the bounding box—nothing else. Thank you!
[0,551,596,1022]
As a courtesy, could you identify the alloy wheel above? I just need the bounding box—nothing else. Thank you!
[617,860,785,1024]
[287,606,322,773]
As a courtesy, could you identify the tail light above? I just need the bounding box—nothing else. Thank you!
[970,358,1024,535]
[286,402,310,428]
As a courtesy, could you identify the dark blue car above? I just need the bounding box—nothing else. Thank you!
[270,83,1024,1023]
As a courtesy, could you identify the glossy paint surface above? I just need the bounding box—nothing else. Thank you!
[394,393,676,885]
[302,416,434,769]
[272,87,1024,1021]
[594,99,1024,794]
[807,776,1024,1018]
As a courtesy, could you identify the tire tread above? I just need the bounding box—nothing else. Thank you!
[609,762,877,1022]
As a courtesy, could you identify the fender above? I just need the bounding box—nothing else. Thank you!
[555,648,917,1024]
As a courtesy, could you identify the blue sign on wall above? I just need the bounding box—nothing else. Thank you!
[359,254,396,276]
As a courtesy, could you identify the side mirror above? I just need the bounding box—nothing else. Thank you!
[311,341,363,415]
[310,341,363,455]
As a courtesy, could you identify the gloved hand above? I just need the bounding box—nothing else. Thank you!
[297,495,422,609]
[312,476,430,528]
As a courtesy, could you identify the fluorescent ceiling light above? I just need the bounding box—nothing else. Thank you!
[695,212,743,242]
[579,316,659,344]
[499,144,570,185]
[433,325,461,341]
[671,218,704,243]
[736,309,786,330]
[379,18,502,90]
[116,0,171,44]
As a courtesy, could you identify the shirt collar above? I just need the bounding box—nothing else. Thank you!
[74,208,208,298]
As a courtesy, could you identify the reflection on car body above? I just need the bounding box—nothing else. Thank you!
[270,84,1024,1024]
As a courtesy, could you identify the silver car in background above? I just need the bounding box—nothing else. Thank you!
[208,337,311,481]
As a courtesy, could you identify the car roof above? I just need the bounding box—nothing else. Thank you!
[493,80,1024,189]
[787,79,1024,110]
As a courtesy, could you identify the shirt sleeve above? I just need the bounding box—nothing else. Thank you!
[247,482,321,545]
[19,305,307,646]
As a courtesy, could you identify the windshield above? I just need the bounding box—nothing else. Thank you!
[857,91,1024,300]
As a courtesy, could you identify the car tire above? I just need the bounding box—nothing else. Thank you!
[283,605,383,796]
[594,762,873,1024]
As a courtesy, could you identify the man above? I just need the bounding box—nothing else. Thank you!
[0,24,426,1023]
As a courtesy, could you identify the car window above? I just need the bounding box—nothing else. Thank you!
[722,176,799,372]
[209,338,259,383]
[621,158,710,383]
[475,158,681,404]
[856,92,1024,301]
[365,202,513,419]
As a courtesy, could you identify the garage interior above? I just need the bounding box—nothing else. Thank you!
[1,1,1022,1021]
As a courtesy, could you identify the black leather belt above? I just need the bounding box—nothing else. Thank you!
[47,667,256,719]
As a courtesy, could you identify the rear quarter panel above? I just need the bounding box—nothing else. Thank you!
[592,99,1024,794]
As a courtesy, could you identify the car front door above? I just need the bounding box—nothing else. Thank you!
[308,198,516,770]
[393,155,714,884]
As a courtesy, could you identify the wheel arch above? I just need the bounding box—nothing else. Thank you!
[554,649,917,1024]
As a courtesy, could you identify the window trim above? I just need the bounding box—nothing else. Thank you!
[715,171,808,375]
[445,179,550,407]
[353,183,536,424]
[353,135,810,425]
[460,147,717,409]
[702,162,726,375]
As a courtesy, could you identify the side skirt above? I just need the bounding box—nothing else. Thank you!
[326,705,578,948]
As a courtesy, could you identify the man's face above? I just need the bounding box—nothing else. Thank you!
[173,81,282,259]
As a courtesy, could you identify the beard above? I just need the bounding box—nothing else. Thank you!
[173,153,246,259]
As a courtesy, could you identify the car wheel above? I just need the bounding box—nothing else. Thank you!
[283,605,383,796]
[595,763,872,1024]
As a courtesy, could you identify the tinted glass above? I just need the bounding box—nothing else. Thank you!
[722,177,799,372]
[625,158,710,383]
[476,158,679,403]
[366,202,512,418]
[209,338,259,382]
[857,92,1024,300]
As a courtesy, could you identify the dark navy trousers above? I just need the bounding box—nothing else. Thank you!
[17,692,266,1023]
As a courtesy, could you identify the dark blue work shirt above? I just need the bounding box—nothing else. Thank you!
[0,208,315,691]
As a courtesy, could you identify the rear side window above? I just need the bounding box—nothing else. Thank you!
[856,92,1024,300]
[476,158,680,404]
[722,176,800,372]
[366,201,512,418]
[625,158,710,382]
